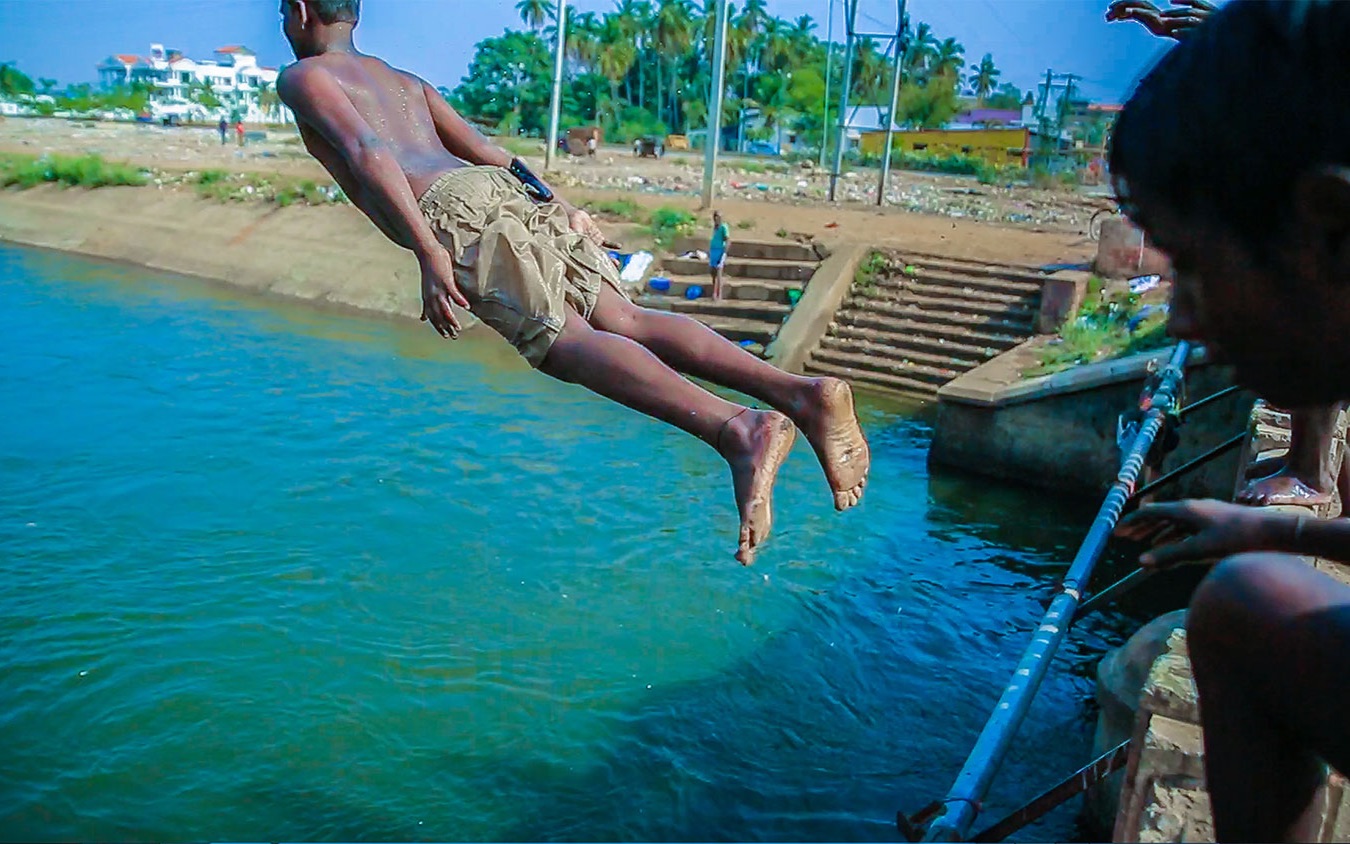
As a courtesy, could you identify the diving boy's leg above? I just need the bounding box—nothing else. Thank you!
[589,285,869,510]
[538,306,794,564]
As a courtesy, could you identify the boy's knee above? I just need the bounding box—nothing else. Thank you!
[1190,553,1306,656]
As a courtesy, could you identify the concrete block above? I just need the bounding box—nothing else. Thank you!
[1036,272,1089,334]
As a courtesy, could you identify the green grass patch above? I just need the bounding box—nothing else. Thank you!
[584,198,644,223]
[854,250,889,290]
[499,136,543,157]
[1028,277,1171,377]
[1,152,148,189]
[647,206,696,248]
[735,219,755,230]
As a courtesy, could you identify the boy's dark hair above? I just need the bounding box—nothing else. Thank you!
[304,0,360,24]
[1110,0,1350,260]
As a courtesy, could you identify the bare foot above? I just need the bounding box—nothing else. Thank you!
[793,378,870,511]
[1237,469,1333,506]
[719,409,796,565]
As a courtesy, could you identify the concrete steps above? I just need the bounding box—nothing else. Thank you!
[637,240,821,354]
[647,274,803,304]
[804,251,1045,400]
[804,357,955,399]
[661,255,816,281]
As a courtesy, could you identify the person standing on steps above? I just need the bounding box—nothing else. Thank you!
[274,0,870,565]
[709,211,730,301]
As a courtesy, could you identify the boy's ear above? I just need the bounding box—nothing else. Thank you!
[1295,167,1350,270]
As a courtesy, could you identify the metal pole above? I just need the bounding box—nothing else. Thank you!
[922,342,1192,843]
[544,0,567,171]
[828,0,859,202]
[876,0,906,206]
[701,0,731,209]
[819,0,836,168]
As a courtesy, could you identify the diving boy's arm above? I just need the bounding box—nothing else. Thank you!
[277,63,468,338]
[419,80,579,214]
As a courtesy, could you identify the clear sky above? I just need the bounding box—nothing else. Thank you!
[0,0,1177,104]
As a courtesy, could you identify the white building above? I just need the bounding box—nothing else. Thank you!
[97,44,288,123]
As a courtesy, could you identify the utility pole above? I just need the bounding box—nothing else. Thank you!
[819,0,836,169]
[876,0,907,206]
[701,0,731,209]
[544,0,567,171]
[828,0,860,202]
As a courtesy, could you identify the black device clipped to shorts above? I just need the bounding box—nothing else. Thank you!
[509,157,554,203]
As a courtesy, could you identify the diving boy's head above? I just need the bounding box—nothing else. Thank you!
[281,0,360,58]
[1111,0,1350,405]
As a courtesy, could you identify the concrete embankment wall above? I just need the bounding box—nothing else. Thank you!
[931,345,1257,500]
[0,185,458,325]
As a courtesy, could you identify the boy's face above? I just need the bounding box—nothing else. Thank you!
[1141,191,1350,407]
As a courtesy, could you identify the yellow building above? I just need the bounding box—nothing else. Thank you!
[859,127,1031,168]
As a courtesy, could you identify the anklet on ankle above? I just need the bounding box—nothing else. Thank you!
[716,408,753,452]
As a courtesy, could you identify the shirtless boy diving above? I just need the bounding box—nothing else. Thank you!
[275,0,869,564]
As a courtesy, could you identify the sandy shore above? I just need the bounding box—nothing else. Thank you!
[0,117,1100,325]
[0,183,436,322]
[0,116,1097,261]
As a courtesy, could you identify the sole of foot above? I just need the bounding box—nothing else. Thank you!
[796,378,870,511]
[722,409,796,566]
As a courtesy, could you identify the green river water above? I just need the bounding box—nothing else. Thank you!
[0,244,1171,841]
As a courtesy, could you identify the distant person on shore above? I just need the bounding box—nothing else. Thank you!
[218,116,228,146]
[235,120,246,148]
[587,132,598,158]
[1110,2,1350,840]
[1108,0,1349,509]
[274,0,869,564]
[710,211,730,301]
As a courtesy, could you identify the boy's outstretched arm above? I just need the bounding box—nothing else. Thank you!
[278,64,468,338]
[419,81,614,249]
[1116,499,1350,569]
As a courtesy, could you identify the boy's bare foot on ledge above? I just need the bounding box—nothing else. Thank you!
[719,409,796,565]
[793,378,870,510]
[1238,468,1333,507]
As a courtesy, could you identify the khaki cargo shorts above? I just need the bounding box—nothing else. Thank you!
[417,166,625,368]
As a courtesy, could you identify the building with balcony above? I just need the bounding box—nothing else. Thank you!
[97,44,287,122]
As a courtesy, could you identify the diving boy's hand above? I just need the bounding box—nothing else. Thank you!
[569,208,620,251]
[1115,499,1295,570]
[418,249,469,338]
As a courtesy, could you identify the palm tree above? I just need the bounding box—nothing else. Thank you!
[516,0,551,31]
[932,37,966,81]
[597,16,638,131]
[968,53,1000,104]
[903,21,936,81]
[655,0,693,129]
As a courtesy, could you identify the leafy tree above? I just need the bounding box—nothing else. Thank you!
[987,82,1025,110]
[898,77,960,129]
[455,30,553,135]
[0,63,36,98]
